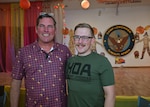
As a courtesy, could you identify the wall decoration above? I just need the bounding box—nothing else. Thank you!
[134,33,140,40]
[134,50,139,59]
[100,52,105,56]
[97,31,102,39]
[91,41,97,52]
[103,25,135,56]
[136,26,145,34]
[62,27,69,35]
[115,57,125,64]
[145,25,150,31]
[68,29,75,55]
[135,25,150,59]
[136,32,150,59]
[93,27,98,35]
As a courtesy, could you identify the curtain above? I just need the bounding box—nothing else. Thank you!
[0,4,13,72]
[42,1,64,44]
[11,3,24,52]
[24,1,42,46]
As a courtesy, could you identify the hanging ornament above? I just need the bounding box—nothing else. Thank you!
[93,27,98,35]
[62,27,69,35]
[20,0,31,10]
[62,5,68,36]
[54,5,59,9]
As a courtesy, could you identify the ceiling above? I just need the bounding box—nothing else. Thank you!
[0,0,150,10]
[64,0,150,10]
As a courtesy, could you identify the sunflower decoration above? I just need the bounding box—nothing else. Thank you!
[136,26,145,34]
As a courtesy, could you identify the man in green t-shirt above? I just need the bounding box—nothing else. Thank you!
[66,23,115,107]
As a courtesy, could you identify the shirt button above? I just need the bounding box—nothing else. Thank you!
[48,60,52,63]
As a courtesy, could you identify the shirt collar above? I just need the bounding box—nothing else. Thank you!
[32,41,58,52]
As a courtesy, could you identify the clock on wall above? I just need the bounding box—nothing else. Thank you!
[103,25,135,56]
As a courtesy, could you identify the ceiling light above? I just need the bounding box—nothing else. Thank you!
[81,0,90,9]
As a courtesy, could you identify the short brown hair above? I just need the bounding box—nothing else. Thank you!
[74,23,94,37]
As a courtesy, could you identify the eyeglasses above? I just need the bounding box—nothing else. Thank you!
[73,35,93,41]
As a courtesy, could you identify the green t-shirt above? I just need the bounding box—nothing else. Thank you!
[66,52,115,107]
